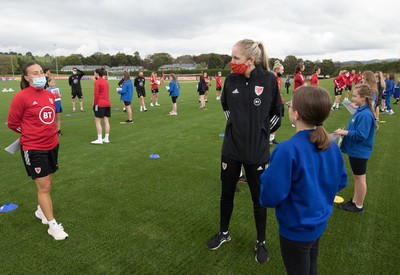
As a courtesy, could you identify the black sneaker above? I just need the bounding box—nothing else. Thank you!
[338,200,364,213]
[255,241,269,264]
[272,139,279,145]
[126,120,133,124]
[208,232,231,250]
[57,130,62,136]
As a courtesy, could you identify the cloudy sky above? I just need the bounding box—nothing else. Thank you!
[1,0,399,62]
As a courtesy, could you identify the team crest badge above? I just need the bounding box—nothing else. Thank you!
[35,167,41,174]
[49,98,54,104]
[255,86,264,96]
[222,162,227,170]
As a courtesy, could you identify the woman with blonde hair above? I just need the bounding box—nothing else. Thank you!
[335,84,376,213]
[207,39,282,264]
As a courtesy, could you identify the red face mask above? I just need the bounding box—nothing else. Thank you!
[230,62,248,75]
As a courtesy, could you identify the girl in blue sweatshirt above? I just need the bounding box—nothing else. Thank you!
[260,86,347,274]
[334,84,376,212]
[167,73,180,115]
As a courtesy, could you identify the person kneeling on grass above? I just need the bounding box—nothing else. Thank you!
[260,86,347,274]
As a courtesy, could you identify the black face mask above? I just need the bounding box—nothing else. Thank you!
[277,72,282,77]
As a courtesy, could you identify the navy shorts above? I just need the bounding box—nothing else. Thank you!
[151,89,159,94]
[123,101,131,106]
[55,101,63,113]
[345,85,352,91]
[21,144,59,179]
[93,106,111,118]
[171,96,178,103]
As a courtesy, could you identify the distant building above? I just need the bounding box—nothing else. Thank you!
[158,63,197,70]
[61,65,110,72]
[108,66,144,72]
[61,65,143,72]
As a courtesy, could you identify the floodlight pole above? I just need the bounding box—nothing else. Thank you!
[9,49,14,77]
[54,43,59,75]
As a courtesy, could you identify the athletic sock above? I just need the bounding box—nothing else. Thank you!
[97,134,102,140]
[48,219,58,229]
[105,134,109,139]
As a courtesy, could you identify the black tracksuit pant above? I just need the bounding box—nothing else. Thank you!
[219,155,267,242]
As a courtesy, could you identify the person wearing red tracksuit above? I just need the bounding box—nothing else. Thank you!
[7,62,68,240]
[91,67,111,144]
[343,70,355,103]
[310,66,321,86]
[294,62,306,91]
[332,70,347,110]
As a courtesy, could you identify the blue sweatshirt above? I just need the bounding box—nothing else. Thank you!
[118,80,133,102]
[341,104,375,159]
[168,80,180,97]
[260,130,347,242]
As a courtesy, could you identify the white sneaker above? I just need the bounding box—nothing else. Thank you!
[35,206,48,224]
[150,103,154,107]
[388,110,394,115]
[91,139,103,145]
[140,106,143,112]
[216,96,221,100]
[144,107,147,112]
[102,138,110,143]
[170,112,177,116]
[155,103,160,106]
[48,223,69,240]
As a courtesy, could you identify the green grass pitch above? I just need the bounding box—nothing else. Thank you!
[0,76,399,274]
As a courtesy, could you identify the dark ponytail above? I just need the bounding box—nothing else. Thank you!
[20,62,37,89]
[95,67,106,77]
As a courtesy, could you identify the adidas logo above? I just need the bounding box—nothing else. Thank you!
[232,89,239,94]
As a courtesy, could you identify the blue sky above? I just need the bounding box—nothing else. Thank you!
[1,0,399,62]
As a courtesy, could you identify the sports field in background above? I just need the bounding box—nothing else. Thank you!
[0,77,399,274]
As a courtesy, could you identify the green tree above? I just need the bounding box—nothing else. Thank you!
[175,55,194,64]
[150,53,174,70]
[320,59,335,77]
[63,54,84,66]
[132,51,142,66]
[304,60,315,76]
[283,55,298,75]
[115,52,128,66]
[208,53,224,69]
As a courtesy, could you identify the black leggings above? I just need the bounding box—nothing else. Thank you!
[280,235,320,275]
[219,155,267,242]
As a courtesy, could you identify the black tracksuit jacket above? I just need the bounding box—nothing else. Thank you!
[221,65,282,165]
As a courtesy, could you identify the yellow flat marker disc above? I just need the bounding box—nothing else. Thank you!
[379,121,386,123]
[334,195,344,203]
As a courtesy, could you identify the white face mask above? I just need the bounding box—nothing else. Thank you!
[32,76,47,88]
[73,71,77,75]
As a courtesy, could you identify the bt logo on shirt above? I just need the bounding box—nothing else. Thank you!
[39,106,55,124]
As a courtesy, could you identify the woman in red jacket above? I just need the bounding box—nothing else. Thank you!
[7,62,68,240]
[91,67,111,144]
[294,62,306,91]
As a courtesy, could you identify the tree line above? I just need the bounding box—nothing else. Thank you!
[0,51,399,77]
